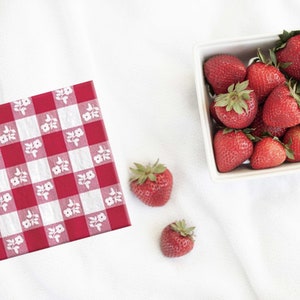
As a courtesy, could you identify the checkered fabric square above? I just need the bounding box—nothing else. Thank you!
[0,81,131,260]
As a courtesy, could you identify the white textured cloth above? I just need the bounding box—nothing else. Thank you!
[0,1,300,299]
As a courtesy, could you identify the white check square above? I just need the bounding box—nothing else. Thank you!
[0,169,10,192]
[68,147,94,172]
[57,105,82,130]
[27,158,52,183]
[16,116,40,141]
[0,212,22,237]
[80,189,105,214]
[39,200,63,226]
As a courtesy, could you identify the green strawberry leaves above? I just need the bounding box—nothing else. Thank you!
[275,30,300,50]
[214,80,253,114]
[287,79,300,107]
[129,159,166,185]
[170,220,195,240]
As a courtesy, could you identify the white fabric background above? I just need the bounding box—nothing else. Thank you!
[0,1,300,299]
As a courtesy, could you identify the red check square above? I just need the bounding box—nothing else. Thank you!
[53,173,78,198]
[12,185,37,210]
[84,120,107,145]
[64,216,90,241]
[0,103,14,124]
[95,163,119,188]
[1,143,26,168]
[74,81,97,103]
[23,227,49,252]
[32,92,56,114]
[42,131,67,156]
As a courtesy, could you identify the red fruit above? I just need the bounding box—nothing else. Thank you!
[250,137,287,169]
[250,105,287,138]
[160,220,195,258]
[283,125,300,162]
[246,49,285,103]
[214,80,258,129]
[209,101,223,125]
[213,128,254,172]
[204,54,246,95]
[263,81,300,128]
[275,30,300,80]
[129,160,173,207]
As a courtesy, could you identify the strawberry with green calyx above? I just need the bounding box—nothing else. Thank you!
[160,220,195,258]
[213,80,258,129]
[283,125,300,162]
[129,159,173,207]
[246,48,286,103]
[204,54,247,95]
[263,80,300,128]
[250,136,294,170]
[275,30,300,80]
[213,128,254,172]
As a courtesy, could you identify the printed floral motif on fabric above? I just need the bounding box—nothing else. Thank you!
[55,87,73,104]
[63,199,81,218]
[88,212,107,232]
[0,126,16,144]
[10,168,28,187]
[93,145,111,164]
[0,193,12,212]
[13,98,31,116]
[77,170,96,189]
[105,187,123,207]
[6,235,24,254]
[48,224,65,243]
[36,181,54,201]
[82,103,101,121]
[66,128,84,147]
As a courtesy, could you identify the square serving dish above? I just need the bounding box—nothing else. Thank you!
[194,34,300,182]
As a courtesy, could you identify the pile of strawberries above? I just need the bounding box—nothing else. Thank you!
[203,30,300,172]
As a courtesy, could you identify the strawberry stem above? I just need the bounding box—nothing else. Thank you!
[129,159,166,185]
[214,80,253,114]
[170,220,195,240]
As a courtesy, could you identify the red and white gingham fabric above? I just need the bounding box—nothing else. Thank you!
[0,81,130,260]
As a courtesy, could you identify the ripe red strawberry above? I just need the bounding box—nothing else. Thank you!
[160,220,195,257]
[250,137,291,169]
[214,80,258,129]
[204,54,246,95]
[129,160,173,207]
[246,49,286,103]
[213,128,254,172]
[275,30,300,80]
[263,81,300,128]
[250,105,287,138]
[283,125,300,162]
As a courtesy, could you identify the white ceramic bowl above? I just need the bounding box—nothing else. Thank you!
[194,34,300,182]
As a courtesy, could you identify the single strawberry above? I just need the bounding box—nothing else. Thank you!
[129,159,173,207]
[275,30,300,81]
[213,128,254,172]
[263,81,300,128]
[214,80,258,129]
[160,220,195,257]
[246,48,286,104]
[250,137,292,169]
[283,125,300,162]
[250,105,287,138]
[204,54,246,95]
